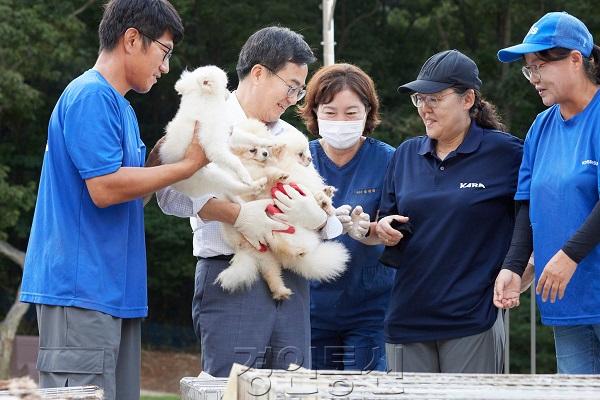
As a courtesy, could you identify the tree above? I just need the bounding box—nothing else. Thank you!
[0,240,27,379]
[0,166,35,378]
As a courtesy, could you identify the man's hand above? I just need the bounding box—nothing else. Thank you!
[536,249,578,303]
[376,215,409,246]
[494,269,522,309]
[348,206,370,241]
[273,184,327,230]
[335,205,353,234]
[233,199,289,250]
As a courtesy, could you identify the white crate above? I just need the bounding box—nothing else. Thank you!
[0,385,103,399]
[180,376,228,400]
[233,367,600,399]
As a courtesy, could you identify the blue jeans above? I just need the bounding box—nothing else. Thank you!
[311,325,387,371]
[553,324,600,374]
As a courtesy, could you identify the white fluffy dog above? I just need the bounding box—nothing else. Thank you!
[218,121,349,300]
[159,65,267,198]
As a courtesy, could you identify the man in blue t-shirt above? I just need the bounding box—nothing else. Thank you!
[19,1,207,398]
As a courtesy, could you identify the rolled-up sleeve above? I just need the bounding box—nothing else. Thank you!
[156,186,213,218]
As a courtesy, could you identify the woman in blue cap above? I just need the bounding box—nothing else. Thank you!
[376,49,523,373]
[495,12,600,374]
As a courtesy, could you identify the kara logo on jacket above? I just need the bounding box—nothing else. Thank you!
[459,182,486,189]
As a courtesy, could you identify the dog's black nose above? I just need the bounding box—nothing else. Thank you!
[262,151,268,157]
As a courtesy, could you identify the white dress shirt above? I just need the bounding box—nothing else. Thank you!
[156,92,341,257]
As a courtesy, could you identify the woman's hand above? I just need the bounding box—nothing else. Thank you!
[376,215,409,246]
[494,269,522,309]
[335,205,353,234]
[348,206,370,240]
[536,249,578,303]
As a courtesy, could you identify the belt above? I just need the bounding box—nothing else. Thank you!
[197,254,233,262]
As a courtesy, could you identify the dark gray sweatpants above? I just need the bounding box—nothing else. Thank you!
[386,310,505,373]
[35,305,141,400]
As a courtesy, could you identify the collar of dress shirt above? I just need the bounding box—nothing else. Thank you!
[228,91,286,136]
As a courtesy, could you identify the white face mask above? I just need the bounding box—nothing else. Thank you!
[318,118,365,149]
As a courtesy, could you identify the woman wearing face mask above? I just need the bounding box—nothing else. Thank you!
[495,12,600,374]
[298,63,395,371]
[376,50,523,373]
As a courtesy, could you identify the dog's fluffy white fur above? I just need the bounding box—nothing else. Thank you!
[159,65,267,198]
[218,120,349,300]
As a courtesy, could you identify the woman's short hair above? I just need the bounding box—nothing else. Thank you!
[299,63,381,136]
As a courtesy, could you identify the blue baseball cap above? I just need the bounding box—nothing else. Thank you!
[398,49,482,94]
[498,12,593,63]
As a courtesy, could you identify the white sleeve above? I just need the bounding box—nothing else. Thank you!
[156,186,213,218]
[320,215,343,240]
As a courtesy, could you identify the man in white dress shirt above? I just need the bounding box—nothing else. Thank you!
[155,26,342,377]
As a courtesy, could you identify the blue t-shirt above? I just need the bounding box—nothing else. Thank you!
[21,69,148,318]
[309,138,395,329]
[380,122,523,343]
[516,90,600,326]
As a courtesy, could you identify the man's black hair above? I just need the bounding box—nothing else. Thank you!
[98,0,184,52]
[236,26,316,80]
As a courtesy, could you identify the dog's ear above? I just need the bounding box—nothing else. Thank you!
[197,76,214,94]
[271,143,287,159]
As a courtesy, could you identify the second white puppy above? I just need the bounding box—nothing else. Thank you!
[217,120,349,300]
[159,65,266,198]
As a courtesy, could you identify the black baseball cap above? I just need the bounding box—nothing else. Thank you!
[398,49,482,94]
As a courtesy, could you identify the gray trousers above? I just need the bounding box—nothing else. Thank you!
[36,305,141,400]
[192,258,311,377]
[386,310,505,373]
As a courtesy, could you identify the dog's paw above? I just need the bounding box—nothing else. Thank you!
[248,177,268,195]
[314,191,335,215]
[323,185,336,198]
[237,170,254,186]
[271,286,293,301]
[277,172,290,183]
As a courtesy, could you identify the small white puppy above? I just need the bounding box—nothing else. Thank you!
[274,128,337,214]
[159,65,266,197]
[217,121,349,300]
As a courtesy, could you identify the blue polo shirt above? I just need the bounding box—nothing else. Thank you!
[516,90,600,326]
[309,138,395,329]
[21,69,148,318]
[380,122,522,344]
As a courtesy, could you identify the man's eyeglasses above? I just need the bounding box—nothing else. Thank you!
[410,91,456,108]
[261,65,306,101]
[521,62,547,81]
[138,30,173,64]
